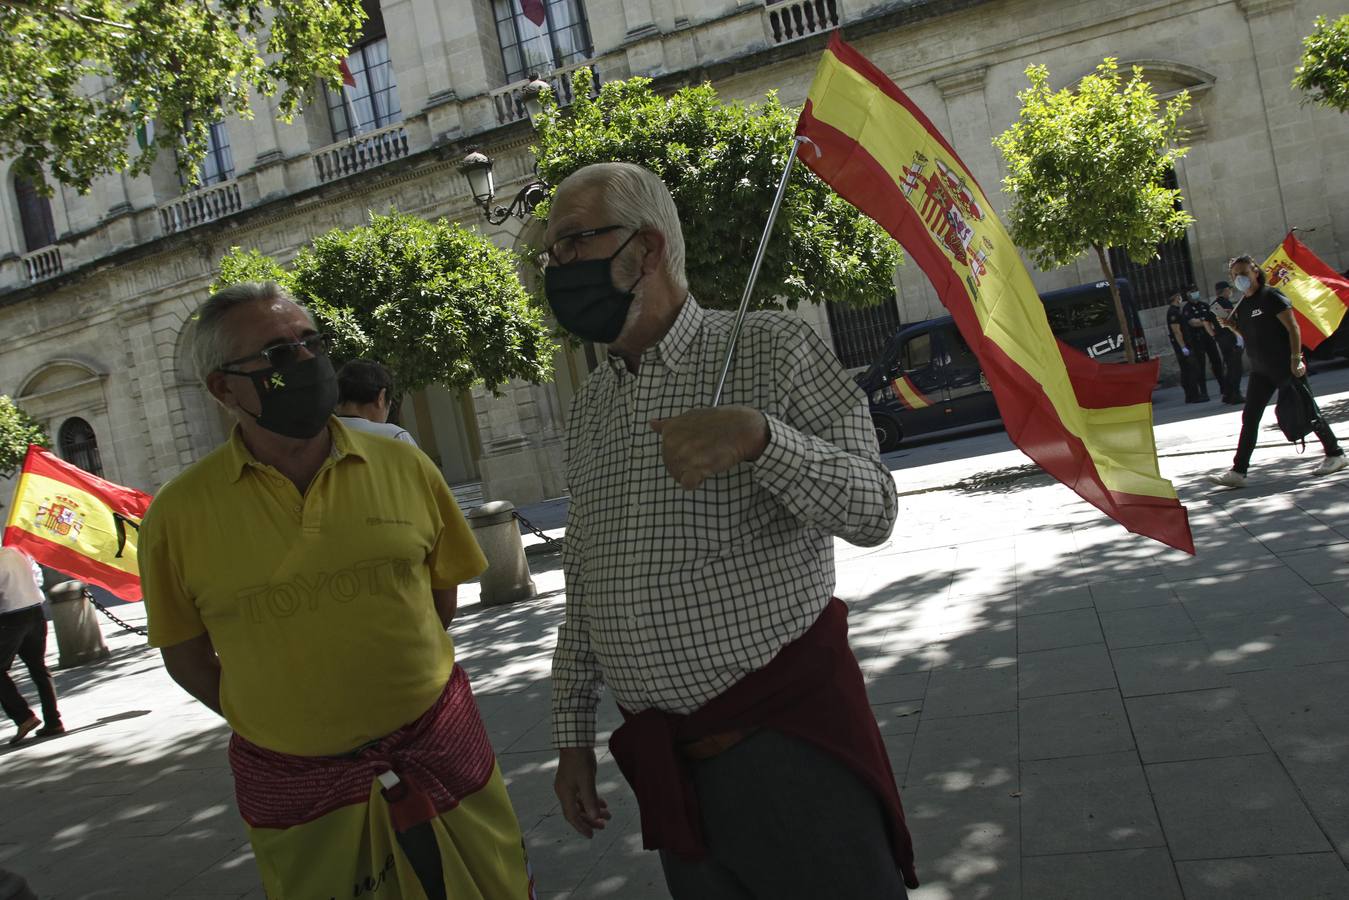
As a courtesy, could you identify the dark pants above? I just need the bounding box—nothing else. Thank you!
[1176,348,1202,401]
[0,606,60,728]
[1233,371,1342,474]
[658,729,908,900]
[1194,332,1225,397]
[1216,334,1244,400]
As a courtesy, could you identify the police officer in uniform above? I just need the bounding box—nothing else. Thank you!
[1211,280,1244,404]
[1167,289,1203,402]
[1182,283,1224,403]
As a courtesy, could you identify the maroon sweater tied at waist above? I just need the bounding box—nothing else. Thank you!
[607,597,919,889]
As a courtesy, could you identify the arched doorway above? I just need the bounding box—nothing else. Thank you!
[58,417,104,477]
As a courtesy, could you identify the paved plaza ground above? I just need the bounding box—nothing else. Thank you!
[6,366,1349,898]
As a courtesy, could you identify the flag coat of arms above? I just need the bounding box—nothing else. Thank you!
[3,445,152,600]
[1259,232,1349,350]
[796,35,1193,553]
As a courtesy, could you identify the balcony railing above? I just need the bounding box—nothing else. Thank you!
[491,63,601,126]
[159,180,244,235]
[22,245,63,283]
[763,0,840,45]
[314,122,410,184]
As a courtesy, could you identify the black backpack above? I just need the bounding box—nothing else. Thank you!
[1275,379,1319,450]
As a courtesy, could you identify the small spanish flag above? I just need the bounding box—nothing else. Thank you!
[2,445,152,600]
[1260,232,1349,351]
[891,376,931,411]
[796,35,1193,553]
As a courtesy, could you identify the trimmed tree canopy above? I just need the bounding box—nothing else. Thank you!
[1,394,49,478]
[214,212,554,396]
[0,0,365,192]
[1293,14,1349,114]
[992,58,1193,272]
[531,69,903,312]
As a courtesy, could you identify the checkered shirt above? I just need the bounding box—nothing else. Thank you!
[551,296,898,748]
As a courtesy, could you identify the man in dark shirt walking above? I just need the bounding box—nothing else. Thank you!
[1208,255,1346,487]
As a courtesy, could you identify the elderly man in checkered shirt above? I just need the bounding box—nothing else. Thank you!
[544,162,918,899]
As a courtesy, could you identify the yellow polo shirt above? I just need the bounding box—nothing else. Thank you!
[139,419,487,756]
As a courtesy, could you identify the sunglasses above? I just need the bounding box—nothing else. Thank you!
[218,333,330,374]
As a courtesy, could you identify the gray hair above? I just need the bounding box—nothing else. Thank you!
[188,281,311,383]
[558,162,688,294]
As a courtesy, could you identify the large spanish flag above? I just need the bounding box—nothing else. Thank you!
[797,36,1193,553]
[3,445,152,600]
[1260,232,1349,350]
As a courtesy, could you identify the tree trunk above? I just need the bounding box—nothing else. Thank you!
[1095,243,1137,364]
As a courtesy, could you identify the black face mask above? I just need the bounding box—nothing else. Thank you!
[234,355,339,439]
[544,232,644,344]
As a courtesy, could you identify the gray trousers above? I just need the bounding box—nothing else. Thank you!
[659,729,909,900]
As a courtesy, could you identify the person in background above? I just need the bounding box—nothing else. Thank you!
[335,358,417,445]
[1209,255,1347,487]
[1167,289,1204,403]
[0,546,62,745]
[1211,280,1245,404]
[1182,283,1225,403]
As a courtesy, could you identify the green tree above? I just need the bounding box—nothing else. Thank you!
[1294,14,1349,113]
[214,211,554,396]
[993,59,1193,363]
[0,0,365,193]
[1,395,49,478]
[531,69,902,312]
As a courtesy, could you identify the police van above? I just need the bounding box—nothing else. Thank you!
[859,279,1149,451]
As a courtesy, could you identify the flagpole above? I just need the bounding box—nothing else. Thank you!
[711,135,807,407]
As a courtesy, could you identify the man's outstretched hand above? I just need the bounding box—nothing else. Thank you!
[650,406,770,490]
[555,747,613,838]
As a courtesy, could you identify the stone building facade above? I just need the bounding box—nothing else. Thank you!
[2,0,1346,505]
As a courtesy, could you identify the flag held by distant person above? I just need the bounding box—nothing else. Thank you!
[3,445,153,600]
[521,0,547,27]
[1260,232,1349,350]
[794,34,1193,554]
[338,57,357,88]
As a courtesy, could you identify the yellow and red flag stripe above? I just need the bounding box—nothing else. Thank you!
[891,375,932,410]
[1260,232,1349,350]
[796,35,1192,553]
[3,444,152,600]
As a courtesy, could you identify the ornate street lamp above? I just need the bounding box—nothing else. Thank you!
[460,149,549,226]
[520,73,553,123]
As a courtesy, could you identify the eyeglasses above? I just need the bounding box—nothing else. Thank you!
[218,333,330,373]
[541,224,634,266]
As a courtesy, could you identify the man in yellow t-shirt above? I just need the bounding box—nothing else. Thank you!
[139,282,535,899]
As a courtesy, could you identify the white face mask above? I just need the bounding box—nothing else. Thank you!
[1188,291,1201,301]
[1233,274,1252,294]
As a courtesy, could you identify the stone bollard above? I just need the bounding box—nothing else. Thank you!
[47,580,111,668]
[466,501,536,607]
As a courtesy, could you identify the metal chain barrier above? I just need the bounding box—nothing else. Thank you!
[513,510,563,552]
[86,589,148,637]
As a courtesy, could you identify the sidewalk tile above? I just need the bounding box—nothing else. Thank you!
[1019,644,1116,698]
[1021,751,1163,855]
[865,671,929,705]
[906,711,1017,794]
[1170,566,1327,622]
[1146,754,1330,859]
[1099,603,1199,650]
[1017,608,1103,653]
[1019,689,1133,760]
[1111,641,1230,697]
[1016,583,1094,617]
[1088,573,1176,612]
[1314,580,1349,613]
[1175,853,1349,900]
[873,701,923,735]
[897,786,1020,900]
[923,664,1017,719]
[925,626,1018,670]
[1022,848,1182,900]
[1198,605,1349,672]
[1281,541,1349,585]
[1125,688,1268,763]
